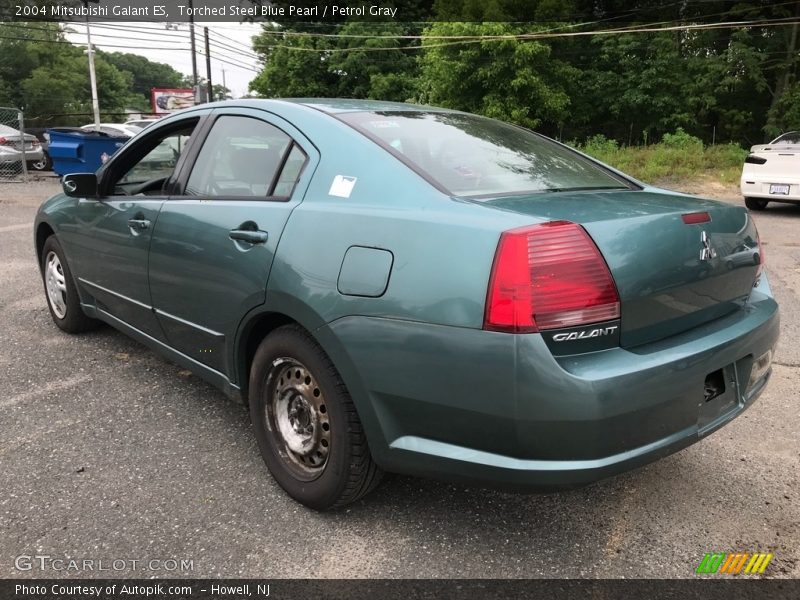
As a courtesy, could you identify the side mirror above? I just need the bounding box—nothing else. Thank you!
[62,173,98,198]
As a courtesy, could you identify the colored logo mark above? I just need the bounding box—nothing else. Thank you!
[696,552,773,575]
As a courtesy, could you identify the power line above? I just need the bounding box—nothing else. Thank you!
[0,34,185,51]
[254,18,800,53]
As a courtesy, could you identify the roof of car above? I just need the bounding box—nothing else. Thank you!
[285,98,452,114]
[209,98,455,115]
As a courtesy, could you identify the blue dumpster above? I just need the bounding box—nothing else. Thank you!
[47,128,130,176]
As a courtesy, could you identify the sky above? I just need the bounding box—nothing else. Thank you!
[62,21,263,98]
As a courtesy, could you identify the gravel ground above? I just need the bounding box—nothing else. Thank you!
[1,176,798,579]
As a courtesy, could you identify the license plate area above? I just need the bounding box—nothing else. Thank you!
[769,184,790,195]
[698,365,740,433]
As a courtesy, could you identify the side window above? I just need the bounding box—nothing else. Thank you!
[184,115,304,199]
[114,125,194,194]
[110,121,197,195]
[272,145,307,197]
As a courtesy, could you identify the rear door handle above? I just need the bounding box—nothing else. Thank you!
[229,229,268,245]
[127,218,150,231]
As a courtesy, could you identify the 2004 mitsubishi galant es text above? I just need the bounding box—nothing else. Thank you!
[35,100,779,510]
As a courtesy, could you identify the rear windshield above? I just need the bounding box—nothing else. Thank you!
[339,111,632,198]
[771,132,800,145]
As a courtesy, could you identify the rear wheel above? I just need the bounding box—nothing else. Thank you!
[40,236,99,333]
[745,197,769,211]
[249,325,383,510]
[29,152,52,171]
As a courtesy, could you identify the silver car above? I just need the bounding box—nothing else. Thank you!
[0,124,44,171]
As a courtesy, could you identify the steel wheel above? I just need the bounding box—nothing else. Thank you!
[249,325,383,509]
[265,358,331,480]
[44,250,68,319]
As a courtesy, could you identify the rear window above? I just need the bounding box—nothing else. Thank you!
[339,111,632,198]
[771,132,800,145]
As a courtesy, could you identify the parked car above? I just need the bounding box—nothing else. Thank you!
[124,118,161,129]
[80,123,142,138]
[24,127,53,171]
[741,131,800,210]
[0,124,44,173]
[35,100,778,510]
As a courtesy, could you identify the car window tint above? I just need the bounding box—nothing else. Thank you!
[185,116,292,198]
[272,145,307,197]
[340,111,631,198]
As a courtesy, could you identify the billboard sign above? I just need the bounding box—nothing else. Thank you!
[151,88,195,114]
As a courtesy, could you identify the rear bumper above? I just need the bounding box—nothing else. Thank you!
[0,148,45,164]
[741,175,800,202]
[324,282,779,490]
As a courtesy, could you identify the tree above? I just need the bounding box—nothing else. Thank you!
[417,22,575,129]
[100,51,185,101]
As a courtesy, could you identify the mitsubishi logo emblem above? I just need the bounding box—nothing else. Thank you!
[700,231,717,261]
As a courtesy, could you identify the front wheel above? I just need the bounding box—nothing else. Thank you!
[745,197,769,211]
[249,325,383,510]
[40,236,99,333]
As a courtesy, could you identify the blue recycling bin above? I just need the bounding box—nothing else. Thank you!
[47,128,129,176]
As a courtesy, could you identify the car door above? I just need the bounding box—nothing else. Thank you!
[70,115,206,342]
[147,108,317,375]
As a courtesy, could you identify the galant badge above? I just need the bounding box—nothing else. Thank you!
[700,231,717,261]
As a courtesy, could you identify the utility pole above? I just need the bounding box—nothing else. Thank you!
[188,0,198,89]
[83,1,100,126]
[204,27,213,102]
[222,68,227,97]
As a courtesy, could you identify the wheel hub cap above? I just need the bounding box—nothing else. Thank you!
[268,359,330,476]
[44,251,67,319]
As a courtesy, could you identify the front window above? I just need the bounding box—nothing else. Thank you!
[116,129,193,190]
[339,111,632,198]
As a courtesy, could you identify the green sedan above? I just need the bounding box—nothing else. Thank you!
[34,100,779,510]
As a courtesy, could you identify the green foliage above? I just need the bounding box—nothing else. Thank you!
[765,82,800,139]
[417,22,575,129]
[249,22,420,101]
[660,128,703,150]
[0,22,194,124]
[99,51,185,101]
[576,131,748,185]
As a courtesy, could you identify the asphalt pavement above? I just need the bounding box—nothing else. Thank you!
[1,177,798,578]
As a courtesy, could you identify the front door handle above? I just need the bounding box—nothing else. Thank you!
[128,218,150,231]
[229,229,268,245]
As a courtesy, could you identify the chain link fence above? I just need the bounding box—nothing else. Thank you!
[0,107,31,183]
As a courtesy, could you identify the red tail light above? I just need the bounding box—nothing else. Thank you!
[0,137,9,146]
[682,212,711,224]
[484,221,620,332]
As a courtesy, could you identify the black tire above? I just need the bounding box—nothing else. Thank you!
[249,325,383,510]
[40,236,99,333]
[745,197,769,211]
[29,152,52,172]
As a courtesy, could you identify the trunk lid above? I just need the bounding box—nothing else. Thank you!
[480,189,760,347]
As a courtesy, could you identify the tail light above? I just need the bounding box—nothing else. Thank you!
[31,138,40,147]
[0,137,9,146]
[744,155,767,165]
[484,221,620,333]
